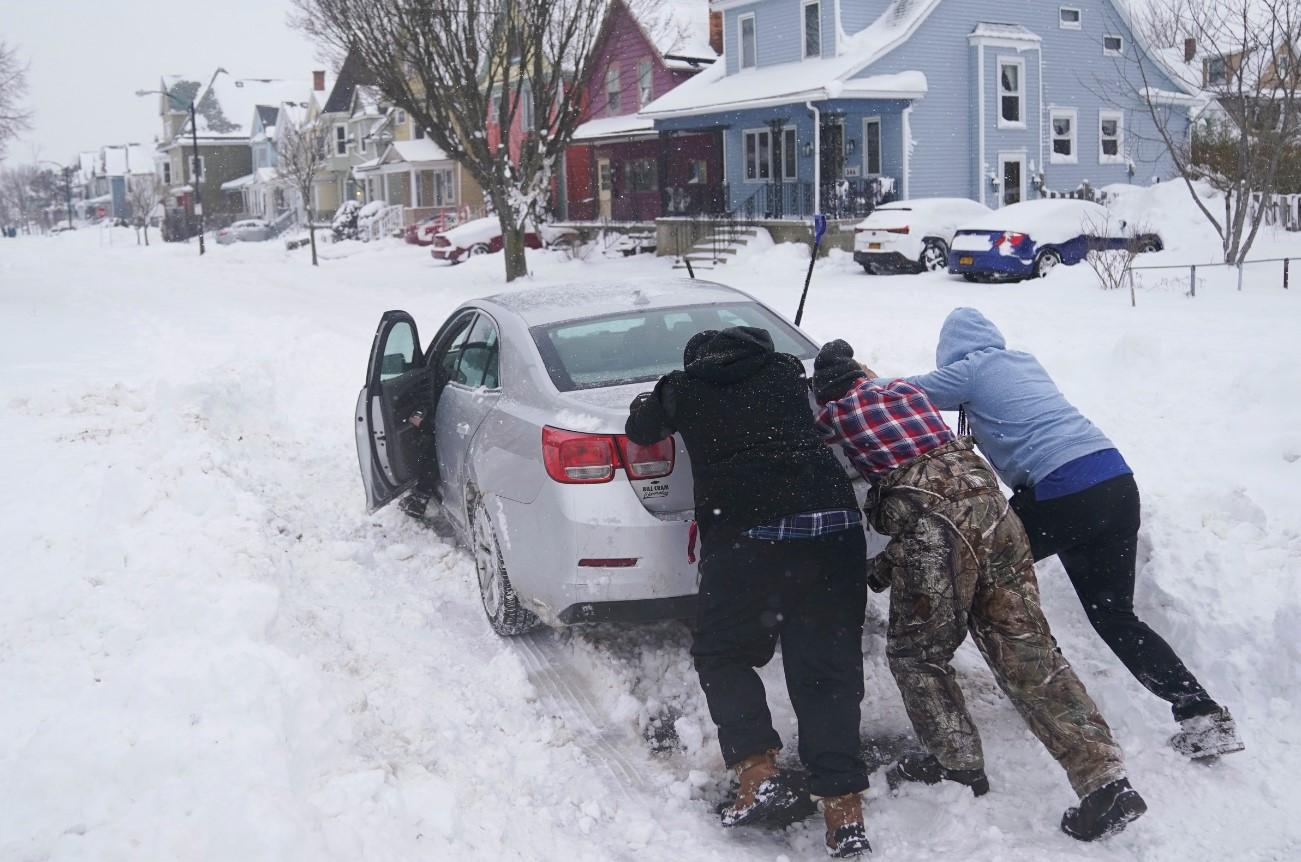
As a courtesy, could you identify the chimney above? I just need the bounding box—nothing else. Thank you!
[709,10,723,56]
[313,70,326,91]
[1184,38,1197,63]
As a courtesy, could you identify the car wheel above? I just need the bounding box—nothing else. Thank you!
[860,261,877,275]
[962,273,981,283]
[468,243,490,257]
[470,498,540,637]
[1137,237,1162,254]
[920,240,949,272]
[1034,249,1061,278]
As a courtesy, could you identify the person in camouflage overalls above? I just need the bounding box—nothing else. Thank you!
[813,339,1147,842]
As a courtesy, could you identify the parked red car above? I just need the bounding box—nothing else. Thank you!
[404,212,457,247]
[430,216,543,264]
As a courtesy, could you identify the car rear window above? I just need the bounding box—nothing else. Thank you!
[531,302,816,391]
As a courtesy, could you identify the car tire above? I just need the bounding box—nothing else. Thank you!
[861,261,876,275]
[962,273,981,283]
[468,243,490,257]
[470,497,540,637]
[920,240,949,272]
[1034,249,1062,278]
[1137,236,1162,254]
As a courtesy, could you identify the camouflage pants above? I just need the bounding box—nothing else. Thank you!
[878,489,1126,798]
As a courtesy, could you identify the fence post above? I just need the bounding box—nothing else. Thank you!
[1190,264,1196,297]
[1286,258,1291,290]
[1237,264,1244,292]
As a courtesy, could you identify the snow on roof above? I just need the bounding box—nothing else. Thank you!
[970,22,1041,43]
[574,113,655,141]
[125,144,154,175]
[102,146,128,177]
[631,0,717,67]
[189,71,313,140]
[221,173,257,191]
[78,152,97,182]
[388,139,451,163]
[642,0,938,118]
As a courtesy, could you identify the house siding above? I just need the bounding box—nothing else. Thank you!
[586,1,688,116]
[724,0,803,74]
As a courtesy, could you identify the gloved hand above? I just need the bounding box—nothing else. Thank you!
[814,339,868,403]
[867,539,905,593]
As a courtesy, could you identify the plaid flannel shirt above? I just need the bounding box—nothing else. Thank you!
[743,508,862,541]
[815,377,955,482]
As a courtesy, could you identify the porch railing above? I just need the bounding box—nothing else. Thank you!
[732,178,895,221]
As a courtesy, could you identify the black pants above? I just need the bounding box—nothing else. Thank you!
[691,528,869,798]
[1011,474,1214,720]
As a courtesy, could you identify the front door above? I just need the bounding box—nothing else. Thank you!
[431,311,502,530]
[597,158,613,220]
[999,153,1026,207]
[354,311,430,513]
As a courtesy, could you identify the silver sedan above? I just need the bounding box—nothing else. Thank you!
[354,279,823,635]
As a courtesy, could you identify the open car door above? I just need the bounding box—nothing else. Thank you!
[354,311,431,513]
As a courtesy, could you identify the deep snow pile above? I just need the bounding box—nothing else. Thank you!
[1,219,1299,862]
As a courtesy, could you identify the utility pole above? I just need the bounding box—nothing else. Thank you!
[63,166,73,227]
[189,101,205,255]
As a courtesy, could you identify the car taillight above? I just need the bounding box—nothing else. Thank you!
[543,427,617,483]
[884,226,910,235]
[995,231,1027,247]
[617,437,675,480]
[542,427,676,484]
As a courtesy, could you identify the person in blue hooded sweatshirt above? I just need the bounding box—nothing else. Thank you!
[891,307,1243,761]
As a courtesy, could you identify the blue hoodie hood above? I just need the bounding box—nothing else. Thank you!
[937,307,1006,367]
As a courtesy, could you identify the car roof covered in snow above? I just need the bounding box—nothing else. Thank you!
[959,198,1112,243]
[482,279,752,326]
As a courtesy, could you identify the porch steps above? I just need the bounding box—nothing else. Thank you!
[674,227,764,271]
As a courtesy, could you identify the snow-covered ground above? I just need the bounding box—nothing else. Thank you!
[2,205,1299,861]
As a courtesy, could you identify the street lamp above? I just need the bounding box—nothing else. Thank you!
[135,87,205,254]
[38,160,75,229]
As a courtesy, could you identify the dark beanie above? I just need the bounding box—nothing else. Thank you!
[683,329,720,367]
[814,339,866,403]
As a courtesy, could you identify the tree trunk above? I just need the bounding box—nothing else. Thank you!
[309,222,318,266]
[143,223,149,246]
[492,190,528,281]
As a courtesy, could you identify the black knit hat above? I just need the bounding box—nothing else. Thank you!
[814,339,866,403]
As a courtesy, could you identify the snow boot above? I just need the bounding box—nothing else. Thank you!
[1061,778,1147,841]
[886,753,989,797]
[822,793,871,858]
[720,750,804,828]
[1171,707,1245,760]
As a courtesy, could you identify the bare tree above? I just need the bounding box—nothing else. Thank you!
[293,0,608,281]
[1128,0,1301,264]
[127,176,165,246]
[0,42,32,160]
[1,164,39,233]
[276,115,331,265]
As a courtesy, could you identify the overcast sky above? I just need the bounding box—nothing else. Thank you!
[1,0,324,164]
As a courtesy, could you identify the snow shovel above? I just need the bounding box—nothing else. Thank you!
[794,213,827,327]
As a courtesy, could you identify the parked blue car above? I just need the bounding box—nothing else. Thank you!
[948,199,1162,281]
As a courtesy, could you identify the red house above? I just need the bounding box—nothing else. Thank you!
[561,0,722,222]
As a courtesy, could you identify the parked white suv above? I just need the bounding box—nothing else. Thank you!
[853,198,992,274]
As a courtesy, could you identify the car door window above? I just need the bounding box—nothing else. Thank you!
[379,320,418,381]
[436,313,477,382]
[457,314,501,389]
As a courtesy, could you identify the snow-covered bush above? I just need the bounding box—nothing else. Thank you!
[331,200,361,241]
[355,201,386,242]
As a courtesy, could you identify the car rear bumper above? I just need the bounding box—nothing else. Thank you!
[558,594,697,625]
[431,246,464,262]
[948,250,1032,277]
[854,250,915,271]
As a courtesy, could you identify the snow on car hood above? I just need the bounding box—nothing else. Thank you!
[959,199,1112,244]
[439,217,501,246]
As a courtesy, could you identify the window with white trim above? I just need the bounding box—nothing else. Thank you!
[743,129,771,180]
[998,58,1025,127]
[1050,108,1078,163]
[521,88,536,131]
[771,127,797,180]
[863,117,882,175]
[1099,110,1124,163]
[1059,7,1082,29]
[395,109,407,126]
[802,1,821,59]
[1206,56,1228,86]
[161,161,171,184]
[637,61,653,108]
[1103,35,1124,56]
[606,67,621,114]
[334,124,348,155]
[739,14,757,70]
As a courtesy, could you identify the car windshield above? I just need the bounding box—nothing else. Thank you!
[531,302,815,392]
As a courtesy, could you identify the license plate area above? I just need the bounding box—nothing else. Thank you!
[868,242,882,250]
[959,256,974,265]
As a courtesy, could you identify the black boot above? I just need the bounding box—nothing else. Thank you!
[1061,779,1147,841]
[886,753,989,797]
[1171,707,1245,760]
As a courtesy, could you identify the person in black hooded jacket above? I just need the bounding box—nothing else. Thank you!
[627,327,872,859]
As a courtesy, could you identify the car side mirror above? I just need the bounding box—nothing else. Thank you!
[381,353,408,376]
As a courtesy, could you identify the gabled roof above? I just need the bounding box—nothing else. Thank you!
[323,51,375,114]
[187,71,312,140]
[102,146,128,177]
[125,143,154,175]
[631,0,717,69]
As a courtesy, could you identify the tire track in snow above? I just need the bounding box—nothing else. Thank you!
[513,632,653,803]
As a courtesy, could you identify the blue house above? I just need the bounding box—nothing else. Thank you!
[643,0,1195,222]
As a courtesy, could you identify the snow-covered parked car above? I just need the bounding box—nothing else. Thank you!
[949,199,1163,281]
[430,216,543,264]
[404,212,456,246]
[853,198,991,274]
[354,279,820,635]
[216,219,272,244]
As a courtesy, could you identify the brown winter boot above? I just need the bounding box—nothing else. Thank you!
[822,793,871,858]
[720,749,802,827]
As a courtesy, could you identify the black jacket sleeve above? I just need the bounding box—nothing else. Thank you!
[625,374,680,444]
